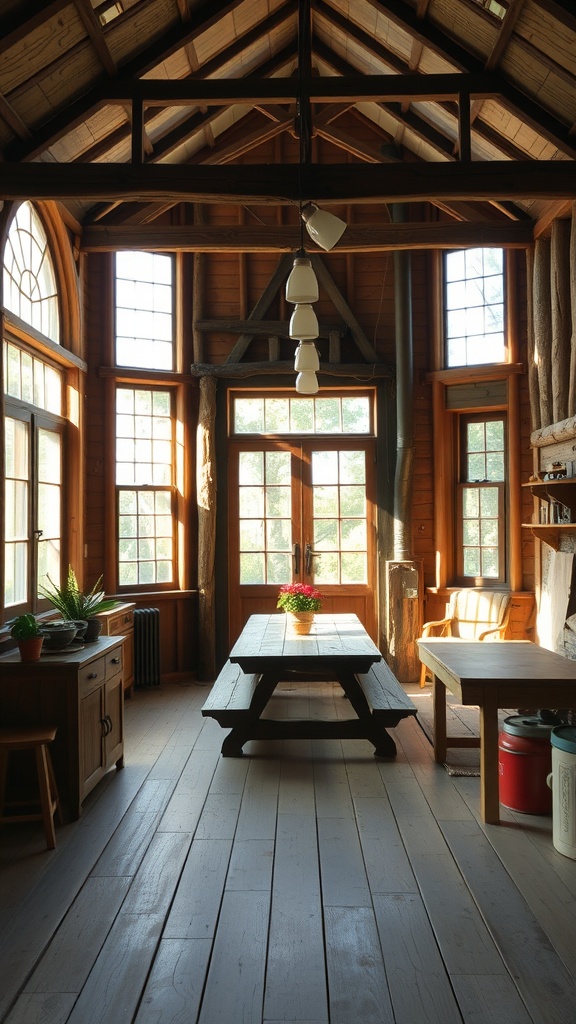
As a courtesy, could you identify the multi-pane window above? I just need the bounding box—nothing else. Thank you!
[445,248,505,366]
[233,394,371,435]
[238,450,293,585]
[3,202,59,343]
[3,342,64,610]
[458,416,506,583]
[311,449,367,585]
[4,412,63,610]
[115,252,174,370]
[116,387,174,587]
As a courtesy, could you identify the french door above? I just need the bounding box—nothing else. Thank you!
[228,437,377,645]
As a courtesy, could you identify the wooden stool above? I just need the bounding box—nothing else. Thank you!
[0,727,62,850]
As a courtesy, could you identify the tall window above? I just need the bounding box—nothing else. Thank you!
[115,252,174,370]
[115,386,175,587]
[4,395,64,611]
[457,415,506,584]
[3,202,60,343]
[445,248,505,367]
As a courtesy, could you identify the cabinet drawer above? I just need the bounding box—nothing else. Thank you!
[107,609,134,635]
[80,656,105,695]
[105,647,123,681]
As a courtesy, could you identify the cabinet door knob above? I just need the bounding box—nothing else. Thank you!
[111,657,120,664]
[100,717,110,736]
[88,672,97,679]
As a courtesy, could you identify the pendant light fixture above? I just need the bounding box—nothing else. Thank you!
[295,370,320,394]
[294,340,320,372]
[285,252,319,304]
[301,202,347,252]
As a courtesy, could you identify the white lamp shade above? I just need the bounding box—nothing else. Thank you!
[285,257,319,304]
[301,203,347,251]
[289,303,319,340]
[295,370,319,394]
[294,341,319,372]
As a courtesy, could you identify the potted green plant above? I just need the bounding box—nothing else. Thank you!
[39,567,118,642]
[9,613,45,661]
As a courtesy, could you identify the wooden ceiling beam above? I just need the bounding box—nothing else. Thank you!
[1,161,572,203]
[88,72,506,106]
[80,222,535,252]
[72,0,117,76]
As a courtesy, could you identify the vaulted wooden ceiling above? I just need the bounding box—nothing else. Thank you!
[0,0,575,245]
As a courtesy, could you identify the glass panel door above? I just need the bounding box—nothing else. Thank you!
[228,439,376,644]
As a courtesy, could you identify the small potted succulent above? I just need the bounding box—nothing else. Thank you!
[9,613,45,661]
[39,566,118,642]
[277,582,324,634]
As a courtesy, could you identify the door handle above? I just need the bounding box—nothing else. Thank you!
[305,543,316,575]
[293,543,301,575]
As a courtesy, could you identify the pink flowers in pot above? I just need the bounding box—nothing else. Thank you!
[276,583,324,613]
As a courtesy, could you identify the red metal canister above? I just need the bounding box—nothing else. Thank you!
[498,715,553,814]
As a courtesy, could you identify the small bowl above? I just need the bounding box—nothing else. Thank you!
[41,622,78,650]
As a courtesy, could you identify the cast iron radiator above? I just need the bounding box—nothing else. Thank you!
[133,607,161,688]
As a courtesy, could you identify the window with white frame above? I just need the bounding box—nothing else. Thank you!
[4,395,64,612]
[115,251,174,370]
[115,386,175,588]
[445,248,505,367]
[3,202,60,344]
[457,414,506,584]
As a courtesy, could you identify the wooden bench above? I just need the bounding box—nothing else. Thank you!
[201,661,261,726]
[355,660,418,721]
[202,657,417,758]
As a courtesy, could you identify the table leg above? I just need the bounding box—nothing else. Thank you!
[221,670,282,756]
[432,674,447,764]
[479,696,500,824]
[338,671,397,758]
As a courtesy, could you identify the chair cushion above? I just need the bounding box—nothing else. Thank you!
[449,590,510,640]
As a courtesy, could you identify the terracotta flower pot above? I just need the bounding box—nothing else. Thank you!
[18,637,44,662]
[286,611,315,635]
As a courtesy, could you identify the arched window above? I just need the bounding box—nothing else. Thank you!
[3,202,60,343]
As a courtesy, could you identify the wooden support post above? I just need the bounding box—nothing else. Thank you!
[197,376,217,680]
[525,247,541,431]
[569,204,576,418]
[550,218,571,424]
[533,237,552,429]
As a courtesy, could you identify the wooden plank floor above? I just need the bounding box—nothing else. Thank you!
[1,679,576,1024]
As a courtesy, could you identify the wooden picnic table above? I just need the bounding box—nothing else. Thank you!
[202,613,416,758]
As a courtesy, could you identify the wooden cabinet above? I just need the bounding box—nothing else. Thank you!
[0,636,125,820]
[95,602,135,695]
[79,642,124,802]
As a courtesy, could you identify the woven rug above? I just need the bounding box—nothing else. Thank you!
[411,688,514,776]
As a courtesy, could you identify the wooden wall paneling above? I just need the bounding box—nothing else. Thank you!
[66,364,84,580]
[431,380,454,591]
[84,253,111,589]
[193,204,205,365]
